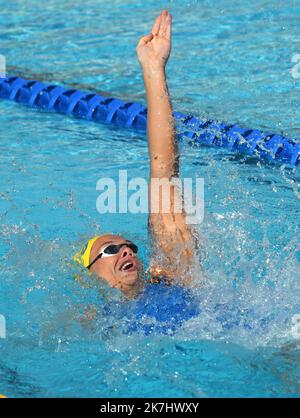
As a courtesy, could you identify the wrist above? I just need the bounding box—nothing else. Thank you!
[142,64,166,78]
[142,66,167,90]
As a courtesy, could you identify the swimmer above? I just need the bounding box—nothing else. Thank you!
[74,10,199,297]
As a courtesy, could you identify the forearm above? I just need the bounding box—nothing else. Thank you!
[142,66,179,179]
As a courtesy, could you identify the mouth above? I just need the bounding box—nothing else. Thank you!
[118,256,138,273]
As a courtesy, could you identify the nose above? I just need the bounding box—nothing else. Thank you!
[120,245,133,258]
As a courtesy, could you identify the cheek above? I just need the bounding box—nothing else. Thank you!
[107,257,117,271]
[93,258,116,279]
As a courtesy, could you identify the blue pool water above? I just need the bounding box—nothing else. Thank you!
[0,0,300,397]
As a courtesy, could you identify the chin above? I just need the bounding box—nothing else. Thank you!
[120,271,140,286]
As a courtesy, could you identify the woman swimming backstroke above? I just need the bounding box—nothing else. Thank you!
[74,10,199,297]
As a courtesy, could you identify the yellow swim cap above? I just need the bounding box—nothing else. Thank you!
[73,236,100,268]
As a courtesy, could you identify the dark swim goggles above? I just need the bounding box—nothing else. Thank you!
[87,242,138,269]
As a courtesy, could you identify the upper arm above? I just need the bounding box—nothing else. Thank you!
[148,180,198,285]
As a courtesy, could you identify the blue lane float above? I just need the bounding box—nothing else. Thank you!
[0,75,299,166]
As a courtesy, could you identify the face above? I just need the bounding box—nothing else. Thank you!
[89,234,142,292]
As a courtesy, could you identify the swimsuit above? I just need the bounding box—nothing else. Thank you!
[104,279,200,336]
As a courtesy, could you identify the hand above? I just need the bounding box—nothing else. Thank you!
[136,10,172,72]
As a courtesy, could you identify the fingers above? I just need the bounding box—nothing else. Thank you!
[165,13,172,41]
[151,14,161,36]
[152,9,172,38]
[147,10,172,43]
[158,9,169,37]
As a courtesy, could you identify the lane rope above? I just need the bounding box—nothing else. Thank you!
[0,76,299,166]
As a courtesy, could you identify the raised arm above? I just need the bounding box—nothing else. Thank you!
[136,10,198,283]
[136,10,178,179]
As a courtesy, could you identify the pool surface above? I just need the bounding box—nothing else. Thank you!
[0,0,300,397]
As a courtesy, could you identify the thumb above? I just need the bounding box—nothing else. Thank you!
[137,33,153,46]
